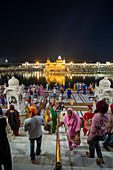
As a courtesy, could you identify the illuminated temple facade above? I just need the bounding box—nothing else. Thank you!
[44,56,66,72]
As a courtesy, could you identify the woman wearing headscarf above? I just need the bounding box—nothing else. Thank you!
[50,107,57,133]
[5,105,20,136]
[57,108,81,151]
[51,99,57,111]
[73,83,76,91]
[52,99,57,108]
[0,107,12,170]
[82,106,94,136]
[39,84,43,96]
[44,108,52,134]
[86,101,109,164]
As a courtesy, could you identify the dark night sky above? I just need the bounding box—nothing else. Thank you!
[0,0,113,63]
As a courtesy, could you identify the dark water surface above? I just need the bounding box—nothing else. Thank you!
[0,71,113,88]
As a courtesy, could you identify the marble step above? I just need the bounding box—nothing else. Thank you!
[9,133,113,153]
[60,156,113,169]
[12,154,113,169]
[62,166,113,170]
[10,139,113,169]
[13,164,54,170]
[13,164,113,170]
[13,155,55,165]
[8,127,113,169]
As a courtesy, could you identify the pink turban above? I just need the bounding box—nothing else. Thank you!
[96,101,108,114]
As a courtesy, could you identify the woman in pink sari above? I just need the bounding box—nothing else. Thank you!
[57,108,81,151]
[39,85,43,96]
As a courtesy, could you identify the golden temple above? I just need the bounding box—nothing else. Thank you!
[44,56,65,72]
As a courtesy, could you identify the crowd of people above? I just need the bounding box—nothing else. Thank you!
[0,81,113,169]
[0,81,94,108]
[73,82,94,95]
[57,101,113,164]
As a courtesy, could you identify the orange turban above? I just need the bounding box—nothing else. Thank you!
[29,105,37,117]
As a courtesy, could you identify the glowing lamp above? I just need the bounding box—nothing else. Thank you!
[70,62,73,64]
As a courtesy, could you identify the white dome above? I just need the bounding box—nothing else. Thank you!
[8,76,19,87]
[99,77,111,88]
[58,56,61,60]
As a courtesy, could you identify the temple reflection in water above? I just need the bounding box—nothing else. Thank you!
[44,73,65,85]
[0,71,113,87]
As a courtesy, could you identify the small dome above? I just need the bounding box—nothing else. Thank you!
[58,56,61,60]
[99,77,111,88]
[8,76,19,87]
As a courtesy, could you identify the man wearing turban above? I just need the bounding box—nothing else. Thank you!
[86,101,109,164]
[24,106,46,163]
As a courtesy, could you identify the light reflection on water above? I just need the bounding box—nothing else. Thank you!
[0,71,113,88]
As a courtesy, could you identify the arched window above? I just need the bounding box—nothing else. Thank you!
[102,98,110,104]
[19,94,23,104]
[9,96,17,104]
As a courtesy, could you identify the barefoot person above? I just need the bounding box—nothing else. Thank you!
[82,107,94,136]
[5,105,20,136]
[50,107,57,133]
[24,105,46,163]
[57,108,81,151]
[44,108,52,134]
[86,101,109,164]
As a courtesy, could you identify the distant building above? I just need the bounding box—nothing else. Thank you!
[21,62,45,68]
[20,58,113,73]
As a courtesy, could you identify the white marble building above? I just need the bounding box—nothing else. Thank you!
[93,76,113,111]
[4,76,25,115]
